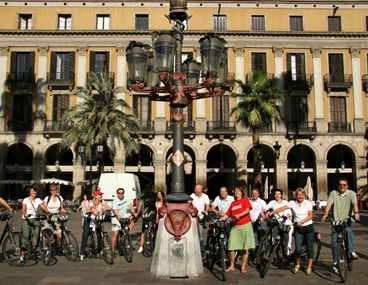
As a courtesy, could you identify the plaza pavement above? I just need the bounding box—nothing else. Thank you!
[0,208,367,285]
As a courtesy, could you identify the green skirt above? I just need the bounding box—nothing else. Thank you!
[228,222,255,251]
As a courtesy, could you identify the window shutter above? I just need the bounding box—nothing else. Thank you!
[29,51,35,74]
[70,52,75,75]
[89,51,96,72]
[50,52,57,75]
[10,52,17,74]
[105,52,110,73]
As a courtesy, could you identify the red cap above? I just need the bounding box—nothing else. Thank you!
[93,190,104,196]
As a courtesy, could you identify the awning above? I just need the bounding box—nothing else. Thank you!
[34,178,75,187]
[0,180,31,185]
[76,179,98,186]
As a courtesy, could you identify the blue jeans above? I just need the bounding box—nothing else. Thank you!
[252,222,266,247]
[331,218,354,263]
[197,221,204,251]
[294,227,314,260]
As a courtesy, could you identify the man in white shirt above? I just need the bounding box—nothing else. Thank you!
[249,188,267,257]
[211,186,234,216]
[189,184,210,253]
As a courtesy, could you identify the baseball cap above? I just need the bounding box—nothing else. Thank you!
[93,190,104,196]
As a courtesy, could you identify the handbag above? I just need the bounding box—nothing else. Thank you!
[295,224,314,234]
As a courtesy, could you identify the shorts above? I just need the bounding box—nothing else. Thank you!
[111,217,121,232]
[43,215,62,236]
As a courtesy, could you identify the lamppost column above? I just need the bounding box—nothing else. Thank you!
[0,46,9,131]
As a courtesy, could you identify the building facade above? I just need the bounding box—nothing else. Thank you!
[0,0,367,201]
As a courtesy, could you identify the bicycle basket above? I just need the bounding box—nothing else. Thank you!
[119,217,130,225]
[279,223,291,232]
[57,215,69,223]
[333,219,348,229]
[96,214,105,222]
[215,220,227,229]
[37,214,48,220]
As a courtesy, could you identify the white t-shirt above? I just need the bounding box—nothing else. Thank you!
[212,195,234,213]
[22,197,43,219]
[249,198,267,223]
[190,193,210,219]
[264,200,292,225]
[44,195,64,214]
[288,200,313,226]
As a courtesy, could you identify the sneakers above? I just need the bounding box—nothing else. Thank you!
[292,264,300,274]
[80,255,85,261]
[19,254,24,263]
[137,247,144,253]
[350,252,359,260]
[332,262,339,274]
[306,268,312,276]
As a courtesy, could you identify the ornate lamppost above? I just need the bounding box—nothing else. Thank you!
[126,0,229,278]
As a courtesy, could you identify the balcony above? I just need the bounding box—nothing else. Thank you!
[363,74,368,93]
[140,120,155,137]
[6,72,36,89]
[166,121,195,139]
[328,122,352,133]
[286,73,314,92]
[206,121,237,140]
[324,74,353,92]
[7,120,32,132]
[287,121,317,139]
[246,73,275,84]
[47,72,75,90]
[43,120,74,138]
[87,72,115,88]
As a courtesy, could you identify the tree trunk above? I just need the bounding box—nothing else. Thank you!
[252,128,263,190]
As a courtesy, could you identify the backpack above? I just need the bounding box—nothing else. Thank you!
[47,195,61,205]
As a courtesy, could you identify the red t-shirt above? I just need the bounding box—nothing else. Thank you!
[226,198,252,226]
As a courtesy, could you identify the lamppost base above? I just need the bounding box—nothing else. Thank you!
[164,192,192,203]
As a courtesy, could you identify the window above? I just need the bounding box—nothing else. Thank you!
[290,16,303,31]
[9,51,35,81]
[330,96,347,130]
[251,15,265,31]
[50,52,75,81]
[96,14,110,30]
[19,14,32,30]
[90,51,109,76]
[366,16,368,31]
[328,16,341,32]
[213,14,227,30]
[251,53,267,74]
[135,14,148,30]
[328,54,344,83]
[133,95,151,127]
[12,94,32,131]
[290,96,308,128]
[287,53,305,81]
[212,95,229,128]
[53,95,70,121]
[58,14,72,30]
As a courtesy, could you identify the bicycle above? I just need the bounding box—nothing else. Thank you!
[142,211,156,257]
[0,212,31,266]
[327,216,354,283]
[206,215,232,281]
[116,217,133,262]
[256,216,292,278]
[85,213,114,265]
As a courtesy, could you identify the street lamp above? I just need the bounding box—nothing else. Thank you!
[340,143,345,170]
[254,141,263,158]
[300,143,305,170]
[77,140,104,196]
[273,141,281,159]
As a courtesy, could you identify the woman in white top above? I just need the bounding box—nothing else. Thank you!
[264,189,293,259]
[270,188,314,275]
[22,186,49,248]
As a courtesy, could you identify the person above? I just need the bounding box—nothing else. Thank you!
[249,188,267,258]
[0,197,15,213]
[155,191,165,220]
[42,184,70,254]
[270,188,314,275]
[136,184,157,253]
[321,178,360,273]
[21,186,49,258]
[211,186,234,216]
[111,188,137,257]
[221,186,255,274]
[189,184,210,254]
[264,189,293,261]
[80,189,111,261]
[76,194,91,225]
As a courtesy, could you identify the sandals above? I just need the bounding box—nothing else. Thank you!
[241,270,247,274]
[293,264,300,274]
[225,268,235,272]
[306,268,312,275]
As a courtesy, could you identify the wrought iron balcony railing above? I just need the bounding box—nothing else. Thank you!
[87,72,115,88]
[245,73,275,83]
[44,120,73,132]
[7,120,32,132]
[47,72,75,90]
[287,121,317,135]
[286,73,314,90]
[323,74,353,92]
[328,122,352,133]
[6,72,36,86]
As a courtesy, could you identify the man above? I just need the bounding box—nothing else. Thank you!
[211,186,234,216]
[321,178,360,272]
[249,188,267,258]
[190,184,210,253]
[111,188,137,257]
[0,197,15,213]
[136,184,157,253]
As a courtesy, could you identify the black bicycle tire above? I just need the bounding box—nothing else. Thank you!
[206,234,216,270]
[347,249,353,271]
[117,233,124,257]
[276,238,285,262]
[143,230,153,257]
[41,231,52,266]
[2,232,31,267]
[257,236,275,278]
[124,233,133,263]
[101,233,114,265]
[337,239,348,283]
[313,239,321,264]
[220,241,227,281]
[62,231,79,262]
[85,233,95,258]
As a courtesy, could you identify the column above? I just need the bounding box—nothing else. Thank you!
[76,47,88,104]
[154,160,166,189]
[116,46,127,101]
[356,159,367,200]
[34,46,48,131]
[276,160,288,196]
[195,46,207,133]
[272,47,286,132]
[350,48,365,133]
[195,160,207,185]
[315,160,328,201]
[311,48,327,133]
[32,159,46,196]
[113,147,126,173]
[72,157,85,200]
[236,159,248,194]
[233,47,245,101]
[0,47,9,131]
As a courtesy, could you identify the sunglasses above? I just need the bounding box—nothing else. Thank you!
[339,184,347,186]
[117,192,124,194]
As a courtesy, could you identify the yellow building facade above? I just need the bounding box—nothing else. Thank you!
[0,0,367,202]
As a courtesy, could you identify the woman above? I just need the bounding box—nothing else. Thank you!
[270,188,314,275]
[264,189,293,261]
[76,194,91,225]
[80,189,110,261]
[0,197,15,213]
[155,191,165,220]
[22,186,49,250]
[221,186,255,274]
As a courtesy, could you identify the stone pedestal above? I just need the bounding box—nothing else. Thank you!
[151,206,203,278]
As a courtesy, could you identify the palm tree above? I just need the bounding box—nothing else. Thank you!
[230,71,281,189]
[57,72,140,164]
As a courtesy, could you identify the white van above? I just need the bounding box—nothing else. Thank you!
[97,173,141,213]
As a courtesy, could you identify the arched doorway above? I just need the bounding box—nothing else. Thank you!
[126,144,154,188]
[206,143,236,200]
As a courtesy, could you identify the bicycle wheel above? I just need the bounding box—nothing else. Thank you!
[143,230,153,257]
[123,233,133,263]
[206,235,217,270]
[257,236,275,278]
[276,238,285,262]
[313,238,321,264]
[337,239,348,283]
[117,233,124,257]
[85,233,96,258]
[2,232,31,267]
[347,250,353,271]
[220,242,227,281]
[62,231,79,262]
[40,232,52,266]
[101,233,114,265]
